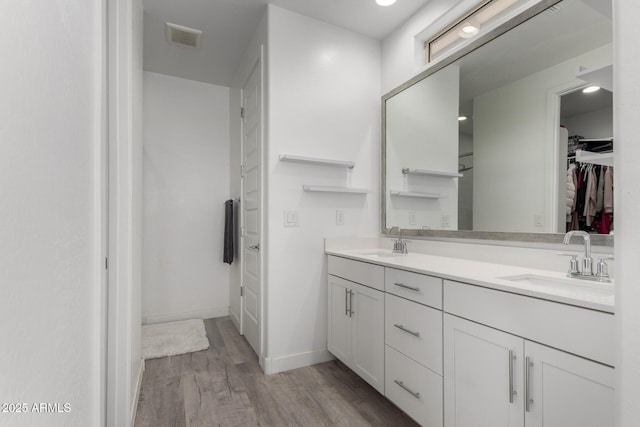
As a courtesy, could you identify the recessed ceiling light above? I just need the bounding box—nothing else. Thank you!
[459,23,480,38]
[583,85,601,94]
[376,0,396,6]
[458,116,468,121]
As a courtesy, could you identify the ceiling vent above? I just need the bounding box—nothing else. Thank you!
[165,22,202,48]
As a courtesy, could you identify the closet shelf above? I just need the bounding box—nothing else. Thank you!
[402,168,463,178]
[575,149,613,167]
[303,185,368,194]
[390,190,444,199]
[280,154,355,169]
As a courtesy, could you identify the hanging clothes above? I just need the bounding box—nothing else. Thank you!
[604,166,613,214]
[566,164,576,222]
[584,166,597,227]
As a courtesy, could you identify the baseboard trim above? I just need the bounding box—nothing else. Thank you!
[130,358,145,425]
[142,306,228,324]
[228,307,241,334]
[262,349,335,375]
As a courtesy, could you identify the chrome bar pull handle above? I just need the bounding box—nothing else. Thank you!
[345,288,349,316]
[525,357,534,412]
[349,290,355,317]
[394,324,420,337]
[394,380,420,399]
[508,350,517,403]
[394,282,420,292]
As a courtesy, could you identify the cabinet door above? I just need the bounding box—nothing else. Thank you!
[327,275,352,364]
[352,282,385,393]
[444,314,524,427]
[524,341,614,427]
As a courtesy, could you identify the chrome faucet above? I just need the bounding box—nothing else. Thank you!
[562,230,593,277]
[390,226,408,254]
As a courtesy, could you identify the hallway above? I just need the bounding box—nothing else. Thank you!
[135,317,419,426]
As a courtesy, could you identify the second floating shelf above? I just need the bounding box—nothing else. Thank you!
[390,190,444,199]
[303,185,368,194]
[402,168,463,178]
[280,154,355,169]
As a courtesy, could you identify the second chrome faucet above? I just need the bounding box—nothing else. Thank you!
[561,230,611,282]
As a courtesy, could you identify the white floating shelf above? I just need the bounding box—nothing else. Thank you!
[390,190,444,199]
[280,154,355,169]
[402,168,463,178]
[303,185,368,194]
[575,149,613,167]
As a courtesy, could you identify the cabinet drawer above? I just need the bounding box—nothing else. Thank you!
[385,268,442,309]
[385,345,443,427]
[328,256,384,291]
[385,293,442,374]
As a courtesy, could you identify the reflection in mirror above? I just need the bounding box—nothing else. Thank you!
[383,0,613,243]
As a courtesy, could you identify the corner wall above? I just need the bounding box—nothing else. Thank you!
[614,0,640,425]
[142,72,230,324]
[0,1,105,426]
[265,6,381,372]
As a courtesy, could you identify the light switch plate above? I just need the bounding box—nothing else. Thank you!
[441,214,451,228]
[284,210,299,227]
[409,211,417,225]
[336,209,345,226]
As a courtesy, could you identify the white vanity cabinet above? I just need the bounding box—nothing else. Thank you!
[327,256,385,393]
[384,268,444,427]
[444,282,614,427]
[326,252,614,427]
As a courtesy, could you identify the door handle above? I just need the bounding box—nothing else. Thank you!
[349,290,355,317]
[345,288,349,316]
[525,357,534,412]
[508,350,517,403]
[248,243,260,251]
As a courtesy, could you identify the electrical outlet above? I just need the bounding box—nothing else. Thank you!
[284,210,299,227]
[534,214,544,227]
[441,214,451,228]
[409,211,416,225]
[336,209,345,226]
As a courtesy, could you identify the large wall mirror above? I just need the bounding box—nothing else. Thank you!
[382,0,613,246]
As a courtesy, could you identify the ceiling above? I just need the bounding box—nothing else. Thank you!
[143,0,432,87]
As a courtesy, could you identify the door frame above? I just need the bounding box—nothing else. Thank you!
[545,79,592,233]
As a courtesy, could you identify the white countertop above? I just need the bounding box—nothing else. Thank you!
[326,248,614,313]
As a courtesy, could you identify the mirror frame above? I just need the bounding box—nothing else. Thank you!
[381,0,613,247]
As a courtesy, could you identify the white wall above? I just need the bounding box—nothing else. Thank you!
[472,45,612,233]
[0,1,104,426]
[265,5,380,372]
[385,65,460,230]
[561,106,613,139]
[615,1,640,425]
[131,0,144,418]
[142,72,230,324]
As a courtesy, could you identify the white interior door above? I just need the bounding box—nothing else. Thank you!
[241,58,262,357]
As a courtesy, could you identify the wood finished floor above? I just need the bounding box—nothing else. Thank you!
[135,317,419,427]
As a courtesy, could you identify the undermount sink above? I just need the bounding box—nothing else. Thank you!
[498,274,613,296]
[358,250,405,258]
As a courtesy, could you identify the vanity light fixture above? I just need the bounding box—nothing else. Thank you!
[458,115,468,121]
[376,0,396,6]
[583,85,601,94]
